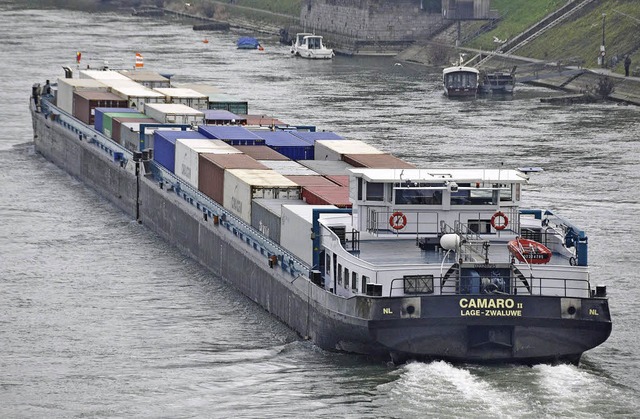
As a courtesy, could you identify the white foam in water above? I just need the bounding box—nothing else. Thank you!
[377,361,533,418]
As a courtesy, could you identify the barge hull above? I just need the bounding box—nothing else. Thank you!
[31,104,611,364]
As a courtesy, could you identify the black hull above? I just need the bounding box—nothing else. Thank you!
[31,101,611,365]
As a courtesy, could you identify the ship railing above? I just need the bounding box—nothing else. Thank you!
[148,162,310,278]
[36,97,309,279]
[38,97,133,166]
[389,272,591,297]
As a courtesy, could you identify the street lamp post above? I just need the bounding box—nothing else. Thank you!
[601,13,606,68]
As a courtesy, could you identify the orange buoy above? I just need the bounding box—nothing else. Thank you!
[203,39,209,44]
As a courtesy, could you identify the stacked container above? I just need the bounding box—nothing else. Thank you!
[280,204,339,265]
[109,84,165,112]
[234,145,289,161]
[251,199,306,244]
[154,88,208,109]
[223,169,300,224]
[153,130,208,173]
[175,139,242,188]
[112,116,157,146]
[342,153,416,169]
[207,93,248,114]
[291,131,344,144]
[198,125,265,146]
[202,109,245,125]
[198,153,268,204]
[143,103,205,125]
[94,108,142,135]
[302,185,351,208]
[258,160,318,176]
[314,140,383,161]
[252,131,314,160]
[72,90,128,125]
[57,78,108,115]
[119,69,171,88]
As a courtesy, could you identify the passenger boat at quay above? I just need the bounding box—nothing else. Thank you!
[30,63,611,365]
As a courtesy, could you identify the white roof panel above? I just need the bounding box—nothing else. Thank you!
[349,168,529,183]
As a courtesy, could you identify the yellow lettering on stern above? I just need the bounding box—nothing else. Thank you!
[589,308,599,316]
[383,308,393,315]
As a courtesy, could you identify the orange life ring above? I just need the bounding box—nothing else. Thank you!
[389,211,407,230]
[491,211,509,230]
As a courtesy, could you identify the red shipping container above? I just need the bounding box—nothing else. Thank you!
[72,90,128,125]
[234,145,290,161]
[302,185,352,208]
[198,153,268,204]
[324,175,349,187]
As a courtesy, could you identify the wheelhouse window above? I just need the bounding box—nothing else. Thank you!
[351,272,358,291]
[395,183,443,205]
[404,274,434,294]
[498,184,513,202]
[451,184,495,206]
[366,182,384,201]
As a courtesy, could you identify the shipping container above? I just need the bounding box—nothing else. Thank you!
[198,125,265,146]
[199,153,268,204]
[258,160,318,176]
[252,199,307,244]
[302,185,352,208]
[153,88,208,109]
[80,69,131,82]
[176,83,222,96]
[223,169,300,224]
[94,107,140,133]
[280,204,339,266]
[109,84,165,111]
[284,175,336,187]
[233,145,289,161]
[202,109,245,125]
[315,140,383,161]
[72,90,128,125]
[252,131,314,160]
[143,103,205,125]
[291,131,344,144]
[101,112,146,138]
[153,130,207,173]
[121,124,186,152]
[112,117,157,146]
[207,93,248,115]
[176,139,243,188]
[119,69,171,88]
[324,175,350,187]
[57,78,108,115]
[297,159,355,176]
[240,114,287,128]
[342,153,416,169]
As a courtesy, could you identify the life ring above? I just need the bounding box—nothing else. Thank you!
[491,211,509,230]
[389,211,407,230]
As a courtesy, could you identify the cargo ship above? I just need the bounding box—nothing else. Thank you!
[30,64,611,365]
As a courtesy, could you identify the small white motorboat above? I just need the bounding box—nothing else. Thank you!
[291,33,334,60]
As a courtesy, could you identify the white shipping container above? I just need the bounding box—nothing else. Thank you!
[110,84,165,111]
[175,139,242,188]
[258,160,318,176]
[223,169,300,224]
[143,103,205,125]
[121,123,181,152]
[79,69,132,81]
[56,78,107,115]
[315,140,383,161]
[119,69,171,88]
[280,204,338,266]
[154,88,208,109]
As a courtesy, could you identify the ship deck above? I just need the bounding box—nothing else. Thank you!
[349,235,566,267]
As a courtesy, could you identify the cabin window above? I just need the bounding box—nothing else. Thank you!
[338,264,342,285]
[498,184,513,202]
[325,252,331,275]
[351,272,358,291]
[344,267,349,288]
[404,274,434,294]
[395,183,442,205]
[366,182,384,201]
[361,275,368,293]
[468,220,491,234]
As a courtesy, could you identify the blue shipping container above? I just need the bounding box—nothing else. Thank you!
[198,125,265,146]
[153,130,207,173]
[253,131,314,160]
[94,107,139,133]
[290,131,344,145]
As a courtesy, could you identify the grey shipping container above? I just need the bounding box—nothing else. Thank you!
[250,198,305,244]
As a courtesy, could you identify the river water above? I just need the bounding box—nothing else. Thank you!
[1,3,639,418]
